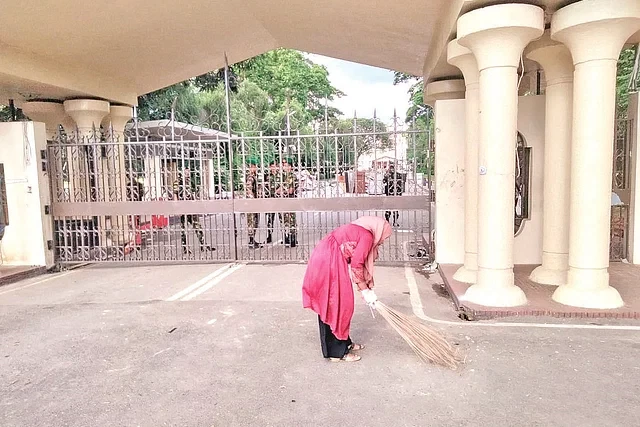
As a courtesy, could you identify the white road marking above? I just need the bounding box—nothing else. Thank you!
[152,348,172,357]
[107,366,131,373]
[166,263,233,301]
[207,318,217,325]
[404,264,640,331]
[0,271,75,296]
[181,263,245,301]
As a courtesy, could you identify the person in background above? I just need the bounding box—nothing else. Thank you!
[172,168,214,254]
[245,157,262,249]
[302,216,392,362]
[263,158,279,244]
[277,157,299,247]
[383,163,402,227]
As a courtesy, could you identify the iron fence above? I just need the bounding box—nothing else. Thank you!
[47,116,434,266]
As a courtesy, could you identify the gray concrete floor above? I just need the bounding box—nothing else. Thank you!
[1,263,639,427]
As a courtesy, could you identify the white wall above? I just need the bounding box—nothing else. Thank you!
[0,121,54,268]
[434,99,465,264]
[514,95,545,264]
[628,92,640,264]
[434,95,546,265]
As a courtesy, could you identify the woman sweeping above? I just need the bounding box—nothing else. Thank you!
[302,216,392,362]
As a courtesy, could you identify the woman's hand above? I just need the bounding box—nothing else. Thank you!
[361,289,378,308]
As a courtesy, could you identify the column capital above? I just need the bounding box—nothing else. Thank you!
[64,99,110,132]
[525,30,574,87]
[102,105,133,137]
[21,101,70,140]
[424,79,466,106]
[551,0,640,65]
[457,3,544,71]
[447,39,479,88]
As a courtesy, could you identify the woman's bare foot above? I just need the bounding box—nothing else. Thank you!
[349,343,365,351]
[329,353,361,362]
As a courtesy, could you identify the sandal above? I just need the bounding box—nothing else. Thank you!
[348,343,365,351]
[329,353,361,362]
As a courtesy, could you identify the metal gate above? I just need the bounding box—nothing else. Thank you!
[610,115,634,261]
[48,112,434,266]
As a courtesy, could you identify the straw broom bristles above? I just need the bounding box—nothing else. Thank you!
[375,301,460,370]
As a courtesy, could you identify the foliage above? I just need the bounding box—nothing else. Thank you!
[238,49,345,122]
[617,46,639,117]
[393,73,434,176]
[0,104,25,122]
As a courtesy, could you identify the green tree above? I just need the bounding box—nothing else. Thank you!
[239,49,344,122]
[617,45,639,117]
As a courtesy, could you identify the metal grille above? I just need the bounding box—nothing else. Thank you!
[47,115,434,265]
[610,116,633,261]
[610,205,629,261]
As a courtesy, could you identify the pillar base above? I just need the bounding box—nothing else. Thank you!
[453,265,477,284]
[529,266,566,286]
[552,268,623,309]
[461,268,526,307]
[453,253,478,283]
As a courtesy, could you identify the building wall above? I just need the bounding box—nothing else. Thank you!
[514,95,545,264]
[628,92,640,264]
[0,121,54,267]
[434,95,546,265]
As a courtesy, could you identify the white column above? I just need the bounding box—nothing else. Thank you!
[64,100,110,137]
[424,80,466,105]
[102,105,134,248]
[101,105,133,201]
[457,3,544,307]
[63,99,110,202]
[63,99,110,250]
[550,0,640,309]
[447,40,480,284]
[21,102,70,203]
[21,101,66,140]
[424,79,465,265]
[525,31,574,286]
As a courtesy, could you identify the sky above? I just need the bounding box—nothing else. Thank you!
[305,53,415,126]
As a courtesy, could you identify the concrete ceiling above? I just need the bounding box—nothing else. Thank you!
[0,0,457,106]
[1,0,636,106]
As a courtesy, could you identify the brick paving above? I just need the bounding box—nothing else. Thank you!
[440,263,640,320]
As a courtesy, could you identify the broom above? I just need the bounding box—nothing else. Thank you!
[374,301,460,370]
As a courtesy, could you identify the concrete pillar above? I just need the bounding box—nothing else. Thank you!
[101,106,133,201]
[63,99,110,202]
[425,79,465,265]
[63,100,110,252]
[550,0,640,309]
[21,101,66,140]
[457,3,544,307]
[64,100,110,138]
[21,102,69,203]
[447,40,480,284]
[525,31,574,286]
[424,80,466,106]
[101,105,133,248]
